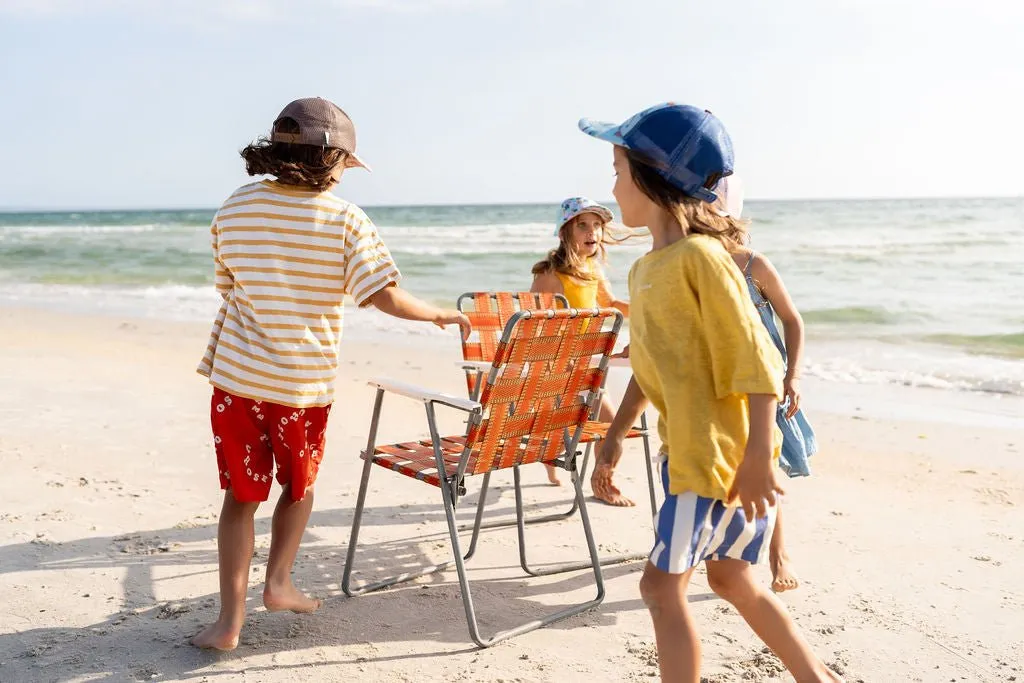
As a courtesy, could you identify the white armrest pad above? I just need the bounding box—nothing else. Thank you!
[455,360,493,373]
[370,377,481,412]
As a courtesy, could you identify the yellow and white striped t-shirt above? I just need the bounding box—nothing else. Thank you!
[197,180,401,408]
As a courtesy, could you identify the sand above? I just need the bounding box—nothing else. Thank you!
[1,306,1022,682]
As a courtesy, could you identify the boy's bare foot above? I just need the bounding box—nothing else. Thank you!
[263,583,321,614]
[544,463,562,486]
[770,551,799,593]
[191,619,242,651]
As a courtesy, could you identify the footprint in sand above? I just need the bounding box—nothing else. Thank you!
[156,602,192,619]
[975,487,1016,506]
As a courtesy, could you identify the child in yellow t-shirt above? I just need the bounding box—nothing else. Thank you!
[529,197,629,495]
[582,104,839,682]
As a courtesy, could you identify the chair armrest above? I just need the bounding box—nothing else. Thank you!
[369,377,482,413]
[455,360,493,373]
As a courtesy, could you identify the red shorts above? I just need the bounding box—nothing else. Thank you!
[210,388,331,503]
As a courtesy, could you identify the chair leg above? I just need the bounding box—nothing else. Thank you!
[514,465,646,576]
[342,481,485,595]
[446,460,605,648]
[459,445,589,533]
[342,394,477,597]
[461,471,491,559]
[468,426,660,538]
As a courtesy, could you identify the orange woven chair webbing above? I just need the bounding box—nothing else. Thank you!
[579,421,645,443]
[369,436,469,488]
[459,292,565,395]
[466,310,617,475]
[369,308,619,487]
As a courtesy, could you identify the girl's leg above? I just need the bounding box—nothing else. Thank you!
[544,462,562,486]
[263,484,321,613]
[639,562,701,682]
[705,558,839,682]
[592,396,635,506]
[770,503,799,592]
[192,491,260,650]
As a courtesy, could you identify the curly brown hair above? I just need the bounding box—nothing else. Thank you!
[625,148,749,250]
[240,117,349,191]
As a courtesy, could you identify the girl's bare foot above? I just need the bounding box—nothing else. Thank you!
[191,619,242,651]
[770,551,800,593]
[263,583,321,613]
[545,463,562,486]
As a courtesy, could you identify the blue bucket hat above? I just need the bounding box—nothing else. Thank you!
[555,197,614,236]
[578,103,734,204]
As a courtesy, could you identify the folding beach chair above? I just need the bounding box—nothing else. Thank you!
[456,291,659,534]
[342,308,621,647]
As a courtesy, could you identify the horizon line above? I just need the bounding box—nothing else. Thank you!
[0,194,1020,214]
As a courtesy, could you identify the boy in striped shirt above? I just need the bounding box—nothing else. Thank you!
[193,98,470,650]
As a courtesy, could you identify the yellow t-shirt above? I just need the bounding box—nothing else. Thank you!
[554,260,601,309]
[627,234,784,501]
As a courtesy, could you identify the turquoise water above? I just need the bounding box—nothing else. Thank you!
[2,197,1022,395]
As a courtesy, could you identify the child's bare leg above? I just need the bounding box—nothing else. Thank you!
[192,491,260,650]
[639,562,701,682]
[706,558,838,682]
[770,503,799,592]
[544,462,562,486]
[263,484,320,613]
[592,396,635,507]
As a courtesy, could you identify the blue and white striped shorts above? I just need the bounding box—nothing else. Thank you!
[650,460,777,574]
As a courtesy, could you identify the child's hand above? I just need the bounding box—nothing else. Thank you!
[591,462,635,507]
[728,443,785,522]
[782,375,801,419]
[434,310,472,340]
[591,438,635,506]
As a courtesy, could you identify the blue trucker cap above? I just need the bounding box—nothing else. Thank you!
[578,103,734,204]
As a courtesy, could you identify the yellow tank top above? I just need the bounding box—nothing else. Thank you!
[554,261,601,309]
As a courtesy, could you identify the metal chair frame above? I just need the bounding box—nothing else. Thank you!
[343,308,622,647]
[455,292,658,549]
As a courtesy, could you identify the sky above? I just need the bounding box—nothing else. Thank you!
[0,0,1022,210]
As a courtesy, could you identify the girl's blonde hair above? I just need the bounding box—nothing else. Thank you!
[531,212,613,282]
[625,149,750,251]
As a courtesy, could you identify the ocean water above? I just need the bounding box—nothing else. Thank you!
[1,198,1022,397]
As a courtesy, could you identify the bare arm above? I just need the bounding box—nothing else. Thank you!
[746,393,778,462]
[752,256,805,417]
[597,277,629,316]
[530,270,563,295]
[591,375,648,506]
[595,376,648,469]
[368,285,471,338]
[728,392,784,521]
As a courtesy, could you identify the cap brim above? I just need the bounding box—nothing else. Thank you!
[578,118,626,146]
[346,151,371,173]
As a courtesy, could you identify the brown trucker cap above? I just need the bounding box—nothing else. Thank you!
[270,97,369,171]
